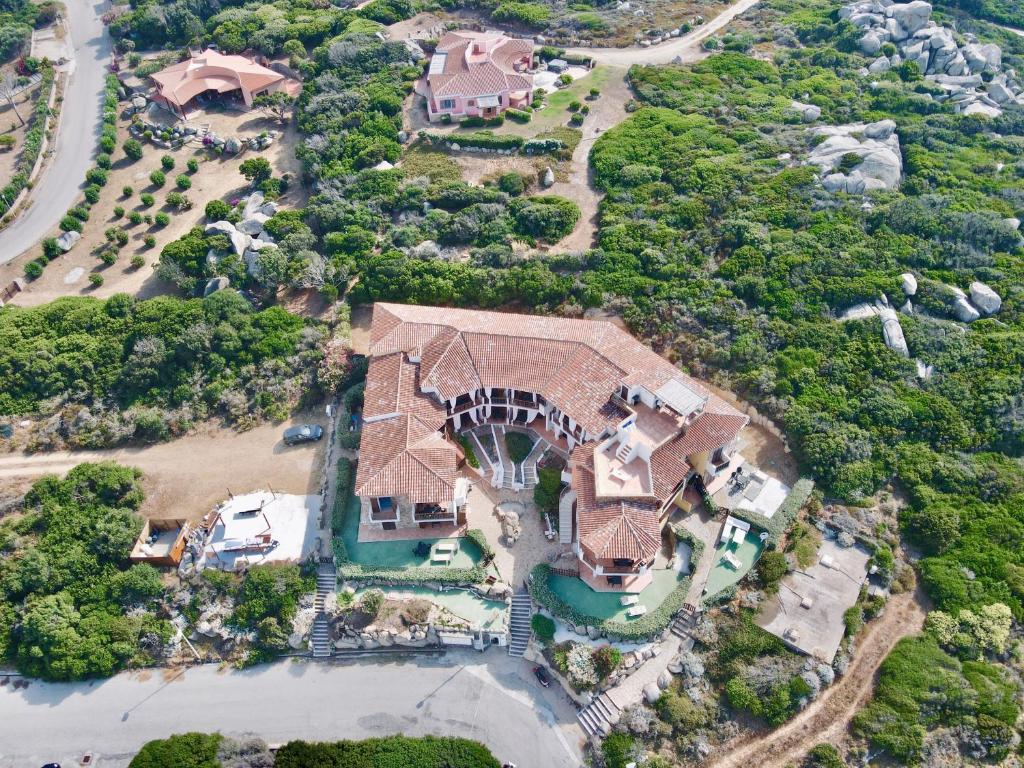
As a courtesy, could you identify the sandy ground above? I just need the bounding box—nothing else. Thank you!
[465,472,561,588]
[0,406,330,520]
[0,108,302,305]
[0,79,42,184]
[705,585,929,768]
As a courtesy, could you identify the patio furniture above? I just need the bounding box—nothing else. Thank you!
[731,527,746,546]
[610,468,629,483]
[626,605,648,618]
[434,540,458,553]
[431,551,453,565]
[722,551,742,569]
[719,523,734,544]
[620,594,639,606]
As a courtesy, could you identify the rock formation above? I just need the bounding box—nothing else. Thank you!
[806,120,902,193]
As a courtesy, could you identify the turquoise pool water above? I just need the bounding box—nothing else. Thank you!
[702,532,764,599]
[548,563,686,623]
[340,493,482,569]
[355,585,508,629]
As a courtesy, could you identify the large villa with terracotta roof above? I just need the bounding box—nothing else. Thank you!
[416,31,534,122]
[354,303,749,594]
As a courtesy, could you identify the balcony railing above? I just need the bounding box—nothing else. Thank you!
[414,505,454,522]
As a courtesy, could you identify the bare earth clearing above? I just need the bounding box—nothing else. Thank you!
[706,586,929,768]
[0,407,329,519]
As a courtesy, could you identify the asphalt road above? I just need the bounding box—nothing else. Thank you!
[0,652,584,767]
[0,0,112,264]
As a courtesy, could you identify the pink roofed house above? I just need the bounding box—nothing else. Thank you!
[150,49,301,118]
[416,31,534,122]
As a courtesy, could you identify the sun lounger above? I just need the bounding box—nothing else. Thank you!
[720,524,734,545]
[731,527,746,546]
[626,605,648,618]
[722,551,742,569]
[434,540,457,553]
[610,468,629,483]
[620,594,640,606]
[431,551,453,564]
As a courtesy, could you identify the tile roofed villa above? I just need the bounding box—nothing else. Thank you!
[150,49,301,118]
[355,304,750,599]
[416,30,534,122]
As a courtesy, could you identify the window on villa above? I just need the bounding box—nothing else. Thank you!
[613,558,634,568]
[440,98,455,110]
[606,575,623,585]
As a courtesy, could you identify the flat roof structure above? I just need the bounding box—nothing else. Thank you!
[200,491,320,571]
[756,537,870,663]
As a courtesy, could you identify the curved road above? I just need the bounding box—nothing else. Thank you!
[0,652,584,767]
[0,0,111,264]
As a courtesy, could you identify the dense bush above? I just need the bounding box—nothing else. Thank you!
[129,732,222,768]
[509,196,579,242]
[0,463,171,679]
[491,1,551,28]
[274,736,501,768]
[0,292,324,446]
[0,64,54,219]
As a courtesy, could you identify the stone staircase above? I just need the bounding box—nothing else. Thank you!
[670,604,700,642]
[558,489,576,545]
[614,439,632,462]
[577,692,622,737]
[521,438,547,489]
[494,426,517,490]
[311,561,336,659]
[508,591,533,657]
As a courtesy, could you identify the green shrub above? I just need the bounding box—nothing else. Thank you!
[96,153,112,170]
[122,138,143,161]
[84,185,101,204]
[89,273,104,287]
[498,172,526,196]
[205,199,232,221]
[128,210,143,224]
[175,174,191,190]
[42,237,61,259]
[504,431,534,463]
[273,736,501,768]
[131,254,147,268]
[160,154,175,170]
[567,100,582,112]
[534,467,561,516]
[531,613,555,644]
[149,170,165,187]
[458,434,480,468]
[129,732,222,768]
[122,185,133,197]
[805,743,846,768]
[113,205,125,218]
[756,550,788,589]
[186,158,199,173]
[86,167,108,186]
[359,588,385,617]
[601,733,636,768]
[59,215,82,232]
[140,193,155,207]
[492,1,551,29]
[505,108,531,123]
[154,212,170,227]
[24,260,43,279]
[143,235,156,248]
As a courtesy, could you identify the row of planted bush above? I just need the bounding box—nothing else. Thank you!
[0,64,56,221]
[420,130,524,151]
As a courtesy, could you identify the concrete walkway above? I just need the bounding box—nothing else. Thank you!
[606,636,681,711]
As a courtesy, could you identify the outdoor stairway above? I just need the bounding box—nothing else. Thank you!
[558,489,576,545]
[311,561,336,658]
[508,592,533,657]
[614,439,632,462]
[521,438,548,489]
[577,692,622,737]
[670,605,700,642]
[493,425,516,490]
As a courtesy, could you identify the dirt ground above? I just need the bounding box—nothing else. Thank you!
[0,105,302,305]
[0,79,42,184]
[705,585,930,768]
[0,406,330,519]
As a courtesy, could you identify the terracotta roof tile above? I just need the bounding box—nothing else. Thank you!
[354,415,459,503]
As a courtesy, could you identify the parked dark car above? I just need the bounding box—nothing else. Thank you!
[533,665,550,687]
[283,424,324,446]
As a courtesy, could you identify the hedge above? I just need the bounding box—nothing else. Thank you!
[0,65,55,220]
[522,137,565,155]
[505,108,532,123]
[728,477,814,546]
[423,130,524,151]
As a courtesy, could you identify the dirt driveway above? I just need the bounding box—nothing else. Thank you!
[0,408,330,519]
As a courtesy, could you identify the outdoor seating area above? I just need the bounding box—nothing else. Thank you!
[702,516,765,598]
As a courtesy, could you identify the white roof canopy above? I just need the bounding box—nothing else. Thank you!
[655,378,706,418]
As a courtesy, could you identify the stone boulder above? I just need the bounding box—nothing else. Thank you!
[643,682,661,704]
[225,137,242,154]
[791,100,821,122]
[891,1,931,34]
[242,192,265,219]
[807,123,902,193]
[205,220,237,237]
[863,119,897,140]
[237,213,270,236]
[204,276,230,296]
[868,56,891,74]
[953,295,981,322]
[877,299,910,357]
[900,272,918,295]
[859,30,883,55]
[657,671,672,690]
[541,167,555,188]
[56,230,81,252]
[968,281,1001,314]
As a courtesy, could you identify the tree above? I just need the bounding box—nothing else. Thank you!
[239,157,272,184]
[757,551,789,589]
[253,91,294,124]
[123,138,143,161]
[0,73,25,126]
